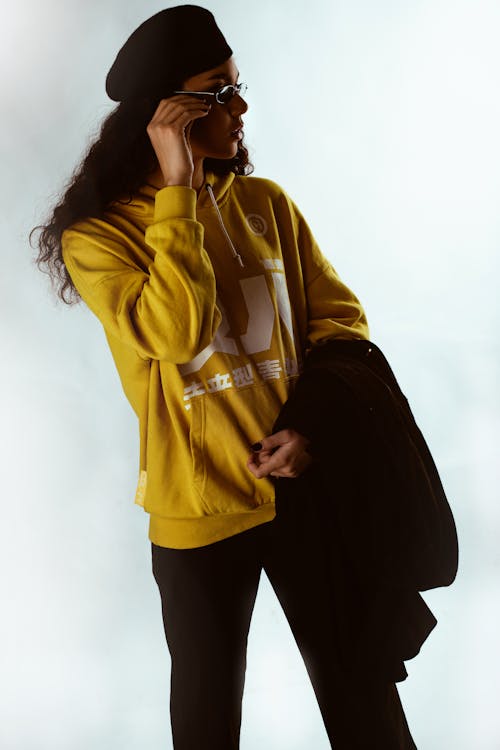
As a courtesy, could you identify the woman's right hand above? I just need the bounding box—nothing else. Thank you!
[146,95,211,188]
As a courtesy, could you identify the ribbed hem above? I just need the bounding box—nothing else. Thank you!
[148,502,277,549]
[154,186,197,223]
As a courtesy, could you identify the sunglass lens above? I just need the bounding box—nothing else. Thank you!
[216,84,247,104]
[217,85,234,104]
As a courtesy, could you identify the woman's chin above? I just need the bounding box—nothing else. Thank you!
[210,148,238,161]
[197,141,239,161]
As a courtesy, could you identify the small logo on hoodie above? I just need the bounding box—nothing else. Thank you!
[246,214,268,236]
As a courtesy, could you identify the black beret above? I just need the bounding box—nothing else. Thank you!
[105,5,233,102]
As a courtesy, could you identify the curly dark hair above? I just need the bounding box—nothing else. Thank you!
[30,97,254,304]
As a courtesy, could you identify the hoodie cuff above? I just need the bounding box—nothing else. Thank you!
[153,186,197,223]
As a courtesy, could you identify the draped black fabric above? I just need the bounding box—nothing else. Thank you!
[272,338,459,681]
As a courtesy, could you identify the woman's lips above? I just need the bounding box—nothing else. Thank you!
[230,129,243,140]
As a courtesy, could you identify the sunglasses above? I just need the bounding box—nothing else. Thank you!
[173,82,248,105]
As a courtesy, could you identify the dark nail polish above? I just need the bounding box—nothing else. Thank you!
[251,442,262,451]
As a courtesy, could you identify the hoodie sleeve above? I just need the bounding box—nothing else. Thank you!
[290,197,369,345]
[62,186,222,362]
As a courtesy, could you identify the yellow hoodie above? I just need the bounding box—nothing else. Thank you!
[62,169,369,549]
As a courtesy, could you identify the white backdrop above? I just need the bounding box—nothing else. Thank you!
[1,1,499,748]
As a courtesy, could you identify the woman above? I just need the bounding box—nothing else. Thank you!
[32,6,417,749]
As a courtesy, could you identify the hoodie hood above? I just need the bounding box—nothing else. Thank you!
[140,168,243,265]
[142,167,235,209]
[198,169,236,209]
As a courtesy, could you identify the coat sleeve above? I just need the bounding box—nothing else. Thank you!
[288,196,369,346]
[62,186,222,362]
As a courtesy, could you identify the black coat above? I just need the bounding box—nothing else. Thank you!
[272,338,459,682]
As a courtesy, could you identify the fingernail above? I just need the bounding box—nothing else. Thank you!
[251,442,262,451]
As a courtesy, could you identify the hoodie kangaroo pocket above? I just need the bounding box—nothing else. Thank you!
[188,381,285,515]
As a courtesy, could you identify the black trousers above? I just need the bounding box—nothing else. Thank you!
[151,492,417,749]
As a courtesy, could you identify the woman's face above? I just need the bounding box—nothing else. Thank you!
[180,56,248,161]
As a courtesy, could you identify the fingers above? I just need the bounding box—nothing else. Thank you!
[247,429,312,479]
[150,95,211,124]
[253,429,309,457]
[257,429,298,452]
[147,100,211,135]
[147,96,211,139]
[153,94,211,112]
[247,453,309,479]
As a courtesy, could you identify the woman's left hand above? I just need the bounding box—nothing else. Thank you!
[246,429,313,479]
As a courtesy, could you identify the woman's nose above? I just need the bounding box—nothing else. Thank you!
[230,94,248,115]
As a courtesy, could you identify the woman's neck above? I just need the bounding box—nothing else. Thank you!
[192,159,205,193]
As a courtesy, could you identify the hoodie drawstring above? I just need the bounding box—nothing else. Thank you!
[205,183,245,268]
